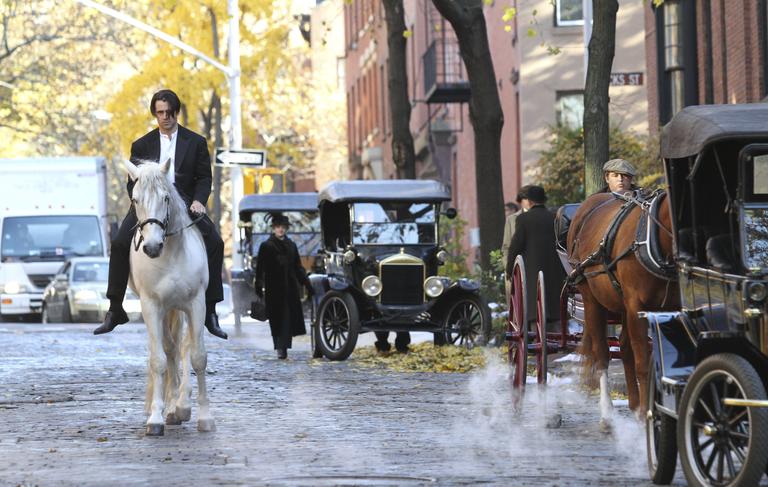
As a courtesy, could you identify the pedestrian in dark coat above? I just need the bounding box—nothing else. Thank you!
[255,213,312,359]
[505,185,566,327]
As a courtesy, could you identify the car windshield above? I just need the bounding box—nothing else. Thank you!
[250,211,321,257]
[1,215,103,262]
[351,202,436,245]
[72,262,109,282]
[743,207,768,270]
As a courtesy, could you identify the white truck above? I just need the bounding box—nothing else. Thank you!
[0,157,110,320]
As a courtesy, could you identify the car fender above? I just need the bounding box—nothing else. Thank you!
[446,278,481,293]
[642,310,696,416]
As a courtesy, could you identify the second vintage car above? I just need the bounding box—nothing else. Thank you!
[309,179,490,360]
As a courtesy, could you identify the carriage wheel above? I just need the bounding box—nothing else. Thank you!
[534,271,548,385]
[646,364,677,484]
[316,291,360,361]
[443,294,491,348]
[507,255,528,391]
[677,354,768,487]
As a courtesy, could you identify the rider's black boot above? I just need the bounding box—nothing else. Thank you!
[204,305,228,340]
[93,307,129,335]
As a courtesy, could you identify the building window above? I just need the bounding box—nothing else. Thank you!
[555,91,584,129]
[556,0,584,26]
[664,0,685,116]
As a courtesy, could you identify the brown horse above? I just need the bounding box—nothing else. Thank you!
[567,191,678,425]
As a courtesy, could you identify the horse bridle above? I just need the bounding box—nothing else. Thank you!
[131,194,206,251]
[132,195,171,251]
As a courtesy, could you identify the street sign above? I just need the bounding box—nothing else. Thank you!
[215,148,267,167]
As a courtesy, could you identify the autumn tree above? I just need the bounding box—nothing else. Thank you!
[431,0,505,270]
[583,0,619,193]
[382,0,416,179]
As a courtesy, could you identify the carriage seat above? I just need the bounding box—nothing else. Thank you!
[554,204,581,252]
[706,234,736,273]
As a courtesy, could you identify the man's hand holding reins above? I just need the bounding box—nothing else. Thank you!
[190,200,206,215]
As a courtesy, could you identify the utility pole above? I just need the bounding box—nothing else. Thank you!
[73,0,244,266]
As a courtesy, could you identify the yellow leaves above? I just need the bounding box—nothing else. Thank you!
[402,29,413,38]
[351,343,493,373]
[483,0,494,5]
[504,25,512,33]
[502,7,517,22]
[526,27,537,38]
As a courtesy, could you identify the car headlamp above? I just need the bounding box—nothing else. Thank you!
[436,250,448,265]
[343,249,356,264]
[3,281,25,294]
[362,275,382,297]
[74,289,100,302]
[424,276,445,298]
[748,282,767,302]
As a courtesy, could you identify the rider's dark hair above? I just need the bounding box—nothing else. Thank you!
[149,89,181,116]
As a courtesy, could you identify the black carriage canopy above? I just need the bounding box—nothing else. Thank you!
[661,103,768,273]
[661,103,768,160]
[318,179,451,203]
[237,192,318,221]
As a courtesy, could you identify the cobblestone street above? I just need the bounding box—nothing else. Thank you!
[0,318,686,486]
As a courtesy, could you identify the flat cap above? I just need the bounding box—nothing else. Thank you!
[602,158,637,177]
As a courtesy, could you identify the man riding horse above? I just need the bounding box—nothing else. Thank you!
[93,89,227,340]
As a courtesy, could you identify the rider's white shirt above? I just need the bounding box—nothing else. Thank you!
[159,129,178,185]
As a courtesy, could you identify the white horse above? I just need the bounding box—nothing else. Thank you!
[125,159,215,436]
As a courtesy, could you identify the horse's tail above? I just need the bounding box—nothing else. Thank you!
[576,327,600,390]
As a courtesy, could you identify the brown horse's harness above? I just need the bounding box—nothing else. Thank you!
[567,189,676,298]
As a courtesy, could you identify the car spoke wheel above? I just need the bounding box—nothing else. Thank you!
[443,294,490,349]
[316,291,359,361]
[678,353,768,487]
[646,364,677,484]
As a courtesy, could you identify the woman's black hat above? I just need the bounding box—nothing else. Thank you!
[269,212,290,227]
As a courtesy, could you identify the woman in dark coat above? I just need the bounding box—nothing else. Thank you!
[255,213,312,359]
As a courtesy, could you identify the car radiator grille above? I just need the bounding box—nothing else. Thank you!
[380,264,423,305]
[29,274,55,289]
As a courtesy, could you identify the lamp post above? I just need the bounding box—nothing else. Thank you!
[73,0,244,265]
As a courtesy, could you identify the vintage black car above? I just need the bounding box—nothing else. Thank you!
[308,179,490,360]
[230,192,321,326]
[644,104,768,486]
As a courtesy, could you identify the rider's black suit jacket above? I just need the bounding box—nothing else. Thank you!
[127,125,212,206]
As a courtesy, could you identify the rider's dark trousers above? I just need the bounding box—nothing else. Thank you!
[106,208,224,307]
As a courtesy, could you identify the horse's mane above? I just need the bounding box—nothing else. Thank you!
[132,161,192,231]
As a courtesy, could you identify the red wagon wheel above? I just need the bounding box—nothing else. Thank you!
[507,255,528,390]
[534,271,548,385]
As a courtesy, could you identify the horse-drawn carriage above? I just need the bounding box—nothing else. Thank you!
[507,104,768,486]
[308,179,491,360]
[230,192,321,326]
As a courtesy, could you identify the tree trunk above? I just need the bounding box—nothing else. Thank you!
[430,0,505,271]
[583,0,618,194]
[382,0,416,179]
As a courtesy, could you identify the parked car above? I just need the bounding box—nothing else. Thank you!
[231,192,321,326]
[41,257,141,323]
[309,179,491,360]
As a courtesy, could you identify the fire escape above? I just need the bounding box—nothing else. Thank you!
[416,3,470,185]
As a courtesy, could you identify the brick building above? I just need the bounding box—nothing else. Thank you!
[645,0,768,133]
[344,1,647,265]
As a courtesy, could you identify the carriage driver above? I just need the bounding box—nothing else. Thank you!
[601,158,638,193]
[93,89,228,340]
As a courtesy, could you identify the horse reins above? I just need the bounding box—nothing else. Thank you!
[567,189,675,298]
[131,195,205,251]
